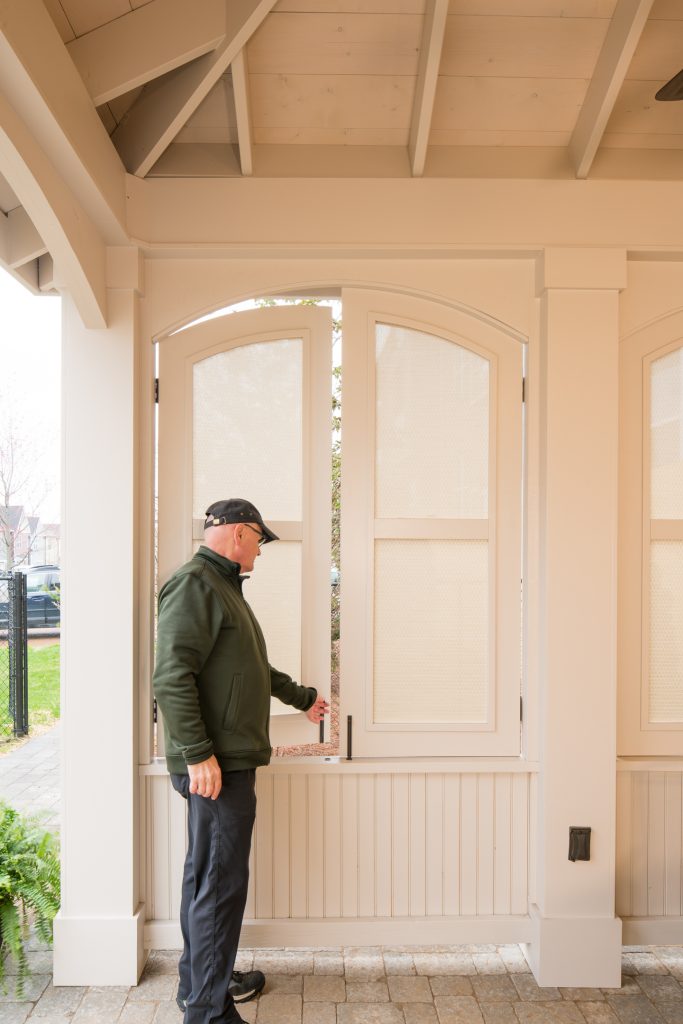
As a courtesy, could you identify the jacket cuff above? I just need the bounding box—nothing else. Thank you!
[300,686,317,711]
[182,739,214,765]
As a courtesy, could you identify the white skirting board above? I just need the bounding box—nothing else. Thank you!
[622,917,683,945]
[144,915,533,950]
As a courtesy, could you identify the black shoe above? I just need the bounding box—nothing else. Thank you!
[177,993,247,1021]
[229,969,266,1003]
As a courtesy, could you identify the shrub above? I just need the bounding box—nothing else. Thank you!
[0,804,60,997]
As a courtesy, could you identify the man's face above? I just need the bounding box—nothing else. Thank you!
[234,522,264,573]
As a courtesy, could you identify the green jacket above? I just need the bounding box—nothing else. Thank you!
[153,546,317,774]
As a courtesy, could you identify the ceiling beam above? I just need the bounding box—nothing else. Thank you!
[569,0,655,180]
[0,0,127,244]
[0,89,107,326]
[2,206,48,268]
[409,0,449,178]
[231,49,253,177]
[67,0,227,107]
[112,0,277,178]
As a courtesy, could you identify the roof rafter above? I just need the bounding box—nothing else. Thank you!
[67,0,228,107]
[0,0,127,245]
[569,0,655,180]
[112,0,277,179]
[409,0,449,178]
[0,90,107,326]
[231,49,253,177]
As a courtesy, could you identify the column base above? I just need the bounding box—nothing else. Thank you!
[53,904,146,986]
[524,903,622,988]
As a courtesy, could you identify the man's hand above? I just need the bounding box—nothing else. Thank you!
[188,755,222,799]
[306,695,329,724]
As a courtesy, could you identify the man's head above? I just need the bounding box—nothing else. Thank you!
[202,499,278,573]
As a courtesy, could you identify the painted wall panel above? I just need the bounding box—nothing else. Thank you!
[494,773,512,916]
[617,769,683,921]
[145,767,532,941]
[664,775,682,916]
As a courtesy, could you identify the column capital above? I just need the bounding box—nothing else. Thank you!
[535,247,627,296]
[106,245,144,294]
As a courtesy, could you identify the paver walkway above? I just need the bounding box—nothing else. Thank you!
[2,942,683,1024]
[0,722,60,831]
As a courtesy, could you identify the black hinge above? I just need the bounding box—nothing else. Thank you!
[520,696,523,722]
[522,377,526,403]
[154,378,159,403]
[153,698,158,723]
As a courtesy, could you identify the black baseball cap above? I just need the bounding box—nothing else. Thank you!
[204,499,279,543]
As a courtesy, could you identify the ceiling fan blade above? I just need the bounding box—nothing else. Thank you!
[655,68,683,101]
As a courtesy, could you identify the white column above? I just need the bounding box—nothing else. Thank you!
[53,248,146,986]
[527,248,626,987]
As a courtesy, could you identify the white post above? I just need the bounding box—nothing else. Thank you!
[53,249,146,986]
[527,247,626,987]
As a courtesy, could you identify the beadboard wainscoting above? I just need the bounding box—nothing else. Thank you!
[617,763,683,944]
[141,761,537,949]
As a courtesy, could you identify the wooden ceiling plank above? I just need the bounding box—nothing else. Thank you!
[569,0,656,179]
[59,0,130,38]
[433,77,589,133]
[67,0,227,106]
[409,0,449,176]
[112,0,278,177]
[440,15,610,80]
[250,74,414,131]
[231,50,253,176]
[246,12,422,76]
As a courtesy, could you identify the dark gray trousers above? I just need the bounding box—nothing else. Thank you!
[171,769,256,1024]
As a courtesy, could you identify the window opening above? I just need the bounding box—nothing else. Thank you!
[153,293,524,761]
[648,347,683,724]
[153,295,341,759]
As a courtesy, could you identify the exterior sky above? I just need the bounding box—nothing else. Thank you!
[0,267,61,524]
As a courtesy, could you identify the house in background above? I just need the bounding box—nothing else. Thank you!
[32,522,60,566]
[0,505,60,569]
[1,0,683,993]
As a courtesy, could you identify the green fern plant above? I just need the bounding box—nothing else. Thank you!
[0,803,60,998]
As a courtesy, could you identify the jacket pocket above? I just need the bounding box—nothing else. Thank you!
[222,673,243,730]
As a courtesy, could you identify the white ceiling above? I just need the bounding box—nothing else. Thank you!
[12,0,683,185]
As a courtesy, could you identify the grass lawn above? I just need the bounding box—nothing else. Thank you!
[0,642,60,747]
[26,643,60,727]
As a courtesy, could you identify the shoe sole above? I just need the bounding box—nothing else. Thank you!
[231,979,266,1004]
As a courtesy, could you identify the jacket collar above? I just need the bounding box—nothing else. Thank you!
[194,545,244,582]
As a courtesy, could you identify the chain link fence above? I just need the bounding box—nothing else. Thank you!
[0,571,29,738]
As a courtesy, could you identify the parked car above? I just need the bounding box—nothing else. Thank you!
[0,564,60,628]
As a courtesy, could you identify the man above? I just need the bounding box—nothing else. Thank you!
[153,498,328,1024]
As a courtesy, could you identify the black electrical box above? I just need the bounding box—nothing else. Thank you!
[568,826,591,862]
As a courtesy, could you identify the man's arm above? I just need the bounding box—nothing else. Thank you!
[270,666,329,723]
[269,665,317,710]
[153,572,224,769]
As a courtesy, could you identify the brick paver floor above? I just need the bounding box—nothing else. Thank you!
[2,942,683,1024]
